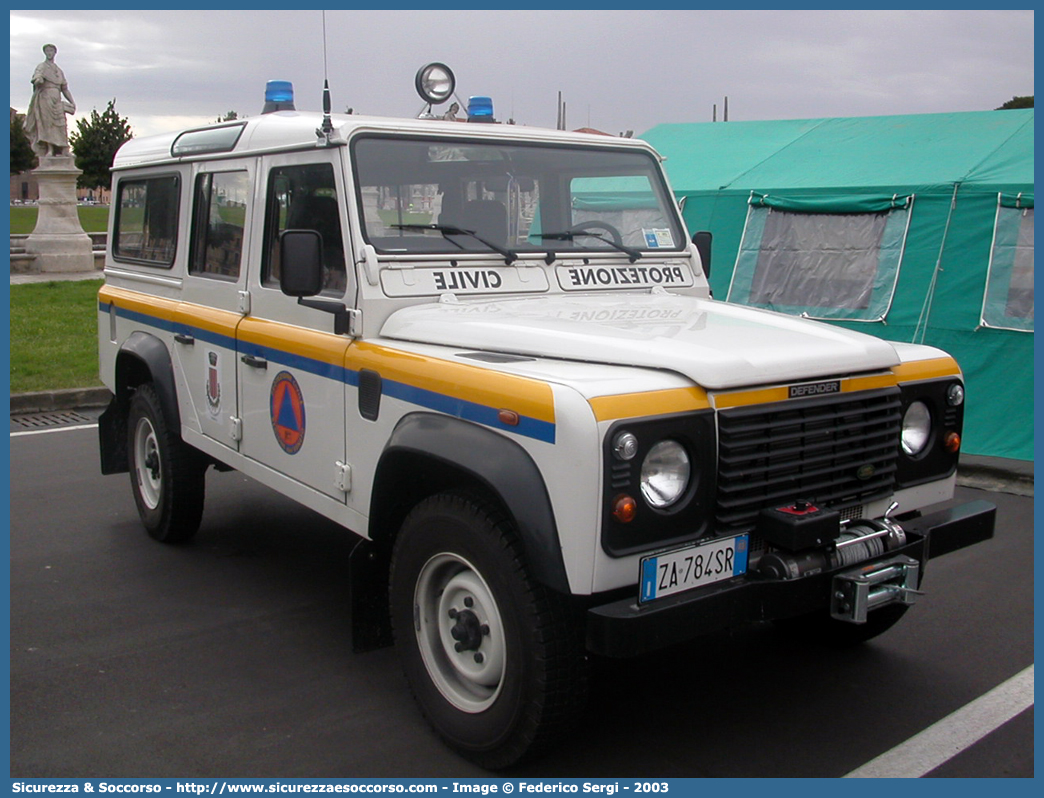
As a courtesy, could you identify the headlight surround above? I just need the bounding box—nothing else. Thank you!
[640,440,691,508]
[602,412,715,557]
[901,401,932,456]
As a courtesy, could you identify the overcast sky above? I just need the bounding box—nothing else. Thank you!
[9,9,1035,140]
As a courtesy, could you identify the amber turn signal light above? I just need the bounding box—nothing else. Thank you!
[612,494,637,523]
[945,431,961,453]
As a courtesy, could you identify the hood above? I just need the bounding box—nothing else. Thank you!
[380,294,900,391]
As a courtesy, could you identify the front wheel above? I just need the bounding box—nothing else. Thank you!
[127,383,206,543]
[390,493,587,769]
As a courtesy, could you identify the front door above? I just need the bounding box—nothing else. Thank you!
[236,153,354,501]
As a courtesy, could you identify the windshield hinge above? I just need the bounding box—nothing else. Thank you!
[359,244,380,286]
[347,309,362,337]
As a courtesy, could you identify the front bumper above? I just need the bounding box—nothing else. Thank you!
[585,499,996,658]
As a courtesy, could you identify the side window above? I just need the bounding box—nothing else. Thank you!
[190,171,251,280]
[262,163,346,295]
[113,175,179,266]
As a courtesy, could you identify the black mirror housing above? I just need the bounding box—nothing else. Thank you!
[692,231,712,279]
[280,230,324,297]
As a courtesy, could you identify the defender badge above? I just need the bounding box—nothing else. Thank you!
[789,380,841,399]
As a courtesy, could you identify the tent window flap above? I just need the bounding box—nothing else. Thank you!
[727,193,911,322]
[981,196,1033,332]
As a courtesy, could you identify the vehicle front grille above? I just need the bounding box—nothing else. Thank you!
[715,387,902,537]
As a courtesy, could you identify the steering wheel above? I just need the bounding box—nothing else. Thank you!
[568,220,625,247]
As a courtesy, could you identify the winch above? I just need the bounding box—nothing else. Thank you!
[756,501,923,623]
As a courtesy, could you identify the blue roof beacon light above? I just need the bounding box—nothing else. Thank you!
[262,80,295,114]
[467,96,495,123]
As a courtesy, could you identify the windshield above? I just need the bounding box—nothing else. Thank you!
[351,135,685,258]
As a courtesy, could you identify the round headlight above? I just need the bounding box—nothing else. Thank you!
[947,383,965,407]
[415,62,456,105]
[901,401,932,456]
[640,440,691,509]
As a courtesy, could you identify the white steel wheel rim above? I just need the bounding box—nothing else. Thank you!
[413,552,506,713]
[133,416,162,511]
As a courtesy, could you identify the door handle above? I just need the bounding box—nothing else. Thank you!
[241,354,268,370]
[173,333,195,345]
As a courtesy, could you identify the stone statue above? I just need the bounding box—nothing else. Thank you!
[25,43,76,157]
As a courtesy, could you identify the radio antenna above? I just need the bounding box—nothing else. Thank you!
[317,10,335,143]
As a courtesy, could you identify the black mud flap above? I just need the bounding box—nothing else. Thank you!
[349,537,393,653]
[98,395,128,475]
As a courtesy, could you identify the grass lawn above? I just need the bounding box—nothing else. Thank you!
[10,205,110,234]
[10,279,104,393]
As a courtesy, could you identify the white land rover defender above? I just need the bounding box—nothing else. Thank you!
[98,65,995,767]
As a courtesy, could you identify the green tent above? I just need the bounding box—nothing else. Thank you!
[644,110,1034,461]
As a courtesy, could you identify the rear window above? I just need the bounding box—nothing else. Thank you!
[113,175,180,267]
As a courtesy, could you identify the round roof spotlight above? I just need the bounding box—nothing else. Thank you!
[415,62,456,105]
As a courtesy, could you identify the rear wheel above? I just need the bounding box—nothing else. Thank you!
[390,492,587,769]
[127,383,206,543]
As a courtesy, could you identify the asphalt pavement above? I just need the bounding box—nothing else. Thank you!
[7,412,1035,777]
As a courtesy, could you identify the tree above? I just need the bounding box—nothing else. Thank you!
[10,113,37,174]
[996,96,1033,110]
[70,99,132,190]
[214,110,238,123]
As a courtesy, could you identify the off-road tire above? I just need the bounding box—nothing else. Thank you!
[390,492,587,769]
[127,383,206,543]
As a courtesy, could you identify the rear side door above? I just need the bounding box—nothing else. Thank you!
[174,163,254,451]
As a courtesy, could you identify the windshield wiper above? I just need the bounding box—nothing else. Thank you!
[539,230,643,263]
[391,223,518,265]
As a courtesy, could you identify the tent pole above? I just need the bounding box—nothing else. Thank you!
[914,182,961,344]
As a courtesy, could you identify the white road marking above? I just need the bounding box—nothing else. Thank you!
[844,664,1034,778]
[10,423,99,437]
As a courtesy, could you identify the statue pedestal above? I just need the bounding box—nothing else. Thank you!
[24,156,94,273]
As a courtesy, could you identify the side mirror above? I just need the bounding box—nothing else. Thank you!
[692,231,712,279]
[280,230,324,297]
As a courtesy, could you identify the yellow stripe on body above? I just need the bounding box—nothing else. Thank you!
[892,357,961,383]
[589,387,710,422]
[713,373,900,409]
[351,342,556,425]
[177,302,241,337]
[99,284,178,321]
[238,317,350,367]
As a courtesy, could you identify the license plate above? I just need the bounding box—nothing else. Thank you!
[639,535,748,603]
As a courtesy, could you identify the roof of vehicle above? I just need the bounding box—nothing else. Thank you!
[112,110,657,170]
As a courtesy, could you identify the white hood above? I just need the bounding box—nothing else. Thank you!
[380,294,900,390]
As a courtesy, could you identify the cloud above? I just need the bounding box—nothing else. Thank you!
[9,9,1034,138]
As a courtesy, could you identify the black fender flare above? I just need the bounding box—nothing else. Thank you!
[99,332,181,474]
[374,413,570,595]
[117,331,181,431]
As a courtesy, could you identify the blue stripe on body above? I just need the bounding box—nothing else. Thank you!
[107,303,555,443]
